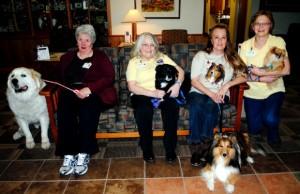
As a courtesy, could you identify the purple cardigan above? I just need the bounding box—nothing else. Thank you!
[57,49,117,106]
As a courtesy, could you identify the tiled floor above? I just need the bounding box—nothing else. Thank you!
[0,75,299,194]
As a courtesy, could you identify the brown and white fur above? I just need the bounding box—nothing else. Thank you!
[201,133,254,193]
[6,67,50,149]
[263,46,286,72]
[205,63,225,85]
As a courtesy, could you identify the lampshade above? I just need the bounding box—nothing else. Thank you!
[122,9,146,42]
[122,9,146,23]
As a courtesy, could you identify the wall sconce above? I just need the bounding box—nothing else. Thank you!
[122,9,146,42]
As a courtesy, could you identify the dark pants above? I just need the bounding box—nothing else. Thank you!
[244,92,284,144]
[131,95,179,156]
[188,92,222,144]
[55,90,102,156]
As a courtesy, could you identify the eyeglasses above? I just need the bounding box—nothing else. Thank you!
[142,43,155,48]
[254,22,271,27]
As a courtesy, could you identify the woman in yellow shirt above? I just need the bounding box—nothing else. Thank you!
[239,10,290,147]
[126,32,184,163]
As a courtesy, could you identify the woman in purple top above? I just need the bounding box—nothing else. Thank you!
[55,24,116,176]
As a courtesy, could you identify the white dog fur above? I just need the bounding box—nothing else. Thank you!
[6,67,50,149]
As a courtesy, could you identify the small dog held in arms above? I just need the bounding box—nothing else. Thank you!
[263,46,286,72]
[201,132,255,193]
[6,67,50,149]
[152,64,186,108]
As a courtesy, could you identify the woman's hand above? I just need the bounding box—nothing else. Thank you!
[216,84,230,102]
[153,89,165,99]
[251,66,266,76]
[167,82,181,97]
[208,91,224,104]
[74,87,91,99]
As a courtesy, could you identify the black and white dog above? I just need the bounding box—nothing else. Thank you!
[152,64,186,108]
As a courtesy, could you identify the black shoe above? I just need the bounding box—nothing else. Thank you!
[143,153,155,163]
[190,152,202,167]
[166,152,177,163]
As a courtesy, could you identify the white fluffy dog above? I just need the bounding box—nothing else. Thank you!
[6,67,50,149]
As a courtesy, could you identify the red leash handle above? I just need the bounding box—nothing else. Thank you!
[43,79,75,93]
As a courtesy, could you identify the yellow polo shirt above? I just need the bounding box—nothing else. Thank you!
[126,54,177,90]
[239,35,287,99]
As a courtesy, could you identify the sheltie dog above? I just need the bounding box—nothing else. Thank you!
[205,63,225,85]
[201,133,254,193]
[263,46,286,72]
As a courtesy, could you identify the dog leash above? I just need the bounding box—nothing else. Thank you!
[43,79,75,93]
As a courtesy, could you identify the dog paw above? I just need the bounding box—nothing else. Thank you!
[13,130,24,140]
[246,156,254,164]
[26,140,35,149]
[41,141,51,150]
[225,184,234,193]
[207,182,214,191]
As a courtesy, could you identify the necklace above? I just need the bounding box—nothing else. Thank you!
[77,50,93,59]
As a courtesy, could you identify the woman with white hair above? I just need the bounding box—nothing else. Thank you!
[126,32,184,163]
[55,24,117,176]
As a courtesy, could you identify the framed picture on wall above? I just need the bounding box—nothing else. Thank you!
[134,0,181,19]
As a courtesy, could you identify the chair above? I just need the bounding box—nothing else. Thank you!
[161,29,188,45]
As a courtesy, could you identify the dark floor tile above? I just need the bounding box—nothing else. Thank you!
[234,175,266,194]
[251,153,289,173]
[0,147,20,160]
[280,108,300,119]
[104,179,144,194]
[104,143,138,158]
[0,160,43,181]
[65,180,105,194]
[277,152,300,171]
[34,159,70,180]
[108,158,144,179]
[26,181,67,194]
[240,163,255,175]
[0,181,30,194]
[18,146,55,160]
[0,161,10,175]
[268,136,300,152]
[71,159,109,180]
[284,121,300,135]
[146,158,181,178]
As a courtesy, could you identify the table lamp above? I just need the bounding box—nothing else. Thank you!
[122,9,146,42]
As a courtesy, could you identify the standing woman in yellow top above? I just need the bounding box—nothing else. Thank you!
[239,10,290,147]
[126,32,184,163]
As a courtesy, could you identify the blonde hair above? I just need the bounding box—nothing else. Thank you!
[130,32,162,59]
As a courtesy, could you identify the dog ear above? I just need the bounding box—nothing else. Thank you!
[31,69,46,90]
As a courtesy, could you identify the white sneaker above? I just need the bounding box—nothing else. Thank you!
[74,153,90,176]
[59,155,76,176]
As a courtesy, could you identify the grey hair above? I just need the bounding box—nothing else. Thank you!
[130,32,161,59]
[75,24,96,44]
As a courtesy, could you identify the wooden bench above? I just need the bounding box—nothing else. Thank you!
[40,83,249,142]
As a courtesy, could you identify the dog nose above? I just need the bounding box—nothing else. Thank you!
[11,79,18,87]
[222,153,227,157]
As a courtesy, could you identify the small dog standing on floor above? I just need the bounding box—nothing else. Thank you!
[6,67,50,149]
[201,133,254,193]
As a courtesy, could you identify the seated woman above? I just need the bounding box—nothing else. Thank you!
[55,24,117,176]
[126,32,184,163]
[188,24,247,166]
